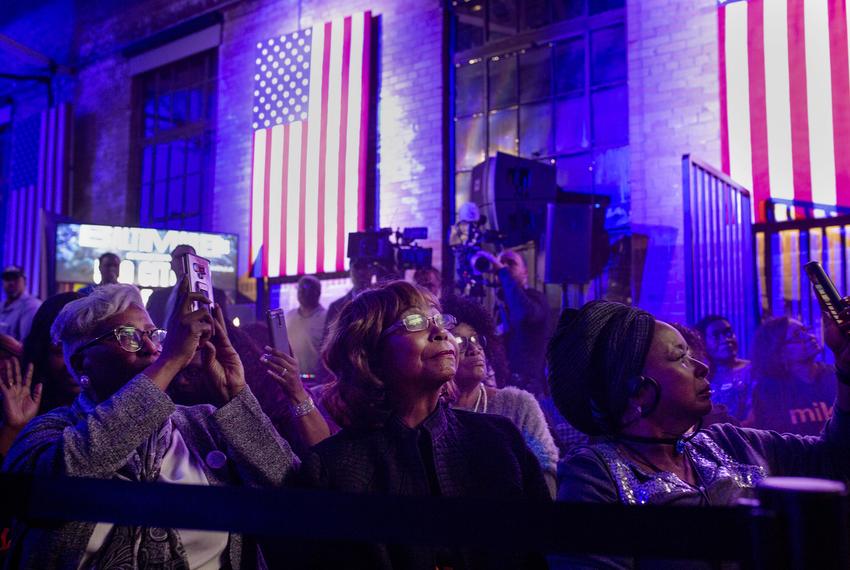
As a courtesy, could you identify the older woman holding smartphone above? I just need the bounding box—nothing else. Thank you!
[283,280,549,570]
[1,281,298,569]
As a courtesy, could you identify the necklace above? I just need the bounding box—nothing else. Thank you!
[615,419,704,455]
[471,384,488,413]
[619,441,696,485]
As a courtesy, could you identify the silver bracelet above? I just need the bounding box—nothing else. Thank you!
[290,395,316,418]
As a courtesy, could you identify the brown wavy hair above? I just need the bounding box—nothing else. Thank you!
[321,280,438,429]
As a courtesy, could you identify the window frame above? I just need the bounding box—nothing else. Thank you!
[450,4,627,210]
[129,47,218,231]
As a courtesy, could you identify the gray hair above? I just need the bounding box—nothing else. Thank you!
[51,284,147,364]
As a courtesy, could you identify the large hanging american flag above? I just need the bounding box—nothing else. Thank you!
[719,0,850,222]
[3,104,73,297]
[249,12,372,278]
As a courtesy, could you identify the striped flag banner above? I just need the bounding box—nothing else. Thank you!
[719,0,850,222]
[249,12,372,278]
[3,104,73,297]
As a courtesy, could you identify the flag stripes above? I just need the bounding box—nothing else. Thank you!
[3,104,72,297]
[249,12,371,278]
[720,0,850,221]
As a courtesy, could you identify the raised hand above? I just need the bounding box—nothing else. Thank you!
[200,304,246,405]
[159,276,215,371]
[825,304,850,373]
[260,346,309,404]
[0,359,42,429]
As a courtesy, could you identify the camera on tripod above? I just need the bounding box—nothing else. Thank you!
[451,203,507,297]
[347,228,433,277]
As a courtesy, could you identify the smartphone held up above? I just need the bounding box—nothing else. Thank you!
[805,261,849,328]
[267,308,292,356]
[181,252,215,313]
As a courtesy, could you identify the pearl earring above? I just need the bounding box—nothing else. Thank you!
[80,375,90,388]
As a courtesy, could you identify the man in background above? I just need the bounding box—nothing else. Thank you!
[0,266,41,342]
[477,250,550,396]
[325,258,373,336]
[78,252,121,295]
[286,276,327,379]
[413,266,442,297]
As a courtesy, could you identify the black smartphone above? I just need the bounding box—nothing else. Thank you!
[805,261,849,327]
[266,308,292,355]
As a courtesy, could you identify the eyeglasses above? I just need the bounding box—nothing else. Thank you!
[455,334,487,355]
[786,327,814,344]
[74,326,167,356]
[381,312,457,338]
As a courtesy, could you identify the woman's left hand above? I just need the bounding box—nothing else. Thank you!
[260,347,308,404]
[200,304,247,405]
[0,360,42,429]
[824,304,850,372]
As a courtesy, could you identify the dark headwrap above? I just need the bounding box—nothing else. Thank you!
[547,300,656,436]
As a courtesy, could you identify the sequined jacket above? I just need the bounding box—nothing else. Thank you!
[553,409,850,568]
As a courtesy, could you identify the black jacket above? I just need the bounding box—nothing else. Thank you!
[278,403,550,569]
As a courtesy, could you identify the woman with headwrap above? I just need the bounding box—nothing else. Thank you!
[548,301,850,568]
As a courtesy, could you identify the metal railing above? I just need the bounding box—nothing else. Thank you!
[682,155,758,351]
[0,474,847,568]
[754,213,850,337]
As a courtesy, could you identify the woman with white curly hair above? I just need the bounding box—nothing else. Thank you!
[1,280,298,569]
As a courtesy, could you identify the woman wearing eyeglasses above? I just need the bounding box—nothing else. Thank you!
[750,316,836,435]
[286,280,549,570]
[440,294,558,498]
[549,301,850,568]
[1,283,298,569]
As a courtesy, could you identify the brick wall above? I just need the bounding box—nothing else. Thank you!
[2,0,446,277]
[216,0,446,274]
[627,0,721,322]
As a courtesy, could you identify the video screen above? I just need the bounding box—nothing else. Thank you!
[55,224,239,290]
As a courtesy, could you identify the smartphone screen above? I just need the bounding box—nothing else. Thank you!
[266,308,292,355]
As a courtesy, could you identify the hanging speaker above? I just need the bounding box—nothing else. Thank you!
[544,200,609,284]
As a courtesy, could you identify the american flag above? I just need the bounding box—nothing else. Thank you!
[719,0,850,221]
[249,12,372,278]
[3,104,73,297]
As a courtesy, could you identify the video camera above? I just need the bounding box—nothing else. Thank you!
[347,228,433,278]
[451,203,506,297]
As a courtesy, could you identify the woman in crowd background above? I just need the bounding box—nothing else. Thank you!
[21,292,83,413]
[750,316,835,435]
[2,293,85,461]
[1,282,298,569]
[289,280,549,569]
[441,293,558,497]
[549,300,850,568]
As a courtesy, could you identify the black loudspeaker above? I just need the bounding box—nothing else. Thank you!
[544,199,610,284]
[470,153,557,247]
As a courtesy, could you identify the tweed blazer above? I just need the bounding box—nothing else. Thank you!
[1,374,299,570]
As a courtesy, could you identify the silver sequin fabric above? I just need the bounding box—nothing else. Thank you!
[595,432,767,505]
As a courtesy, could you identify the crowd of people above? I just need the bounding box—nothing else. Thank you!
[0,245,849,568]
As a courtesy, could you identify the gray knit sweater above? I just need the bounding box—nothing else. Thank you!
[1,374,299,569]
